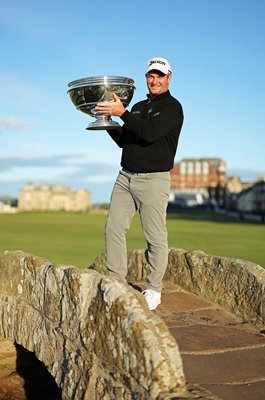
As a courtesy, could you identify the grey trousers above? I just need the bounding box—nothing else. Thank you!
[105,169,170,292]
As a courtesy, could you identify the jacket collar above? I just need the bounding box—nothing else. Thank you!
[146,90,171,101]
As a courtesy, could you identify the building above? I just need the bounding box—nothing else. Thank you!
[225,176,253,211]
[18,183,91,212]
[0,201,17,214]
[170,158,226,207]
[237,178,265,215]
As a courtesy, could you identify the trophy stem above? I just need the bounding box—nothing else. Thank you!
[86,115,121,131]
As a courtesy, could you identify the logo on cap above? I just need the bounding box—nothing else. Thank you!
[149,60,166,67]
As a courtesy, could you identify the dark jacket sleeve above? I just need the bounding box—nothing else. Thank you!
[120,103,183,144]
[106,126,124,148]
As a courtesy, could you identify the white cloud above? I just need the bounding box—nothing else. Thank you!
[0,153,119,202]
[82,174,118,183]
[0,116,34,134]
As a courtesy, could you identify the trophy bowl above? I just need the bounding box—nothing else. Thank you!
[67,76,135,130]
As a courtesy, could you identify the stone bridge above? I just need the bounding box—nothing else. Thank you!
[0,249,265,399]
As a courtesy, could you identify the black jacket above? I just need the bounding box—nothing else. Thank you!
[107,90,184,173]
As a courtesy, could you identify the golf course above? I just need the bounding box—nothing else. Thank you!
[0,210,264,269]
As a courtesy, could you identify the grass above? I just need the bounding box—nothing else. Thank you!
[0,210,264,268]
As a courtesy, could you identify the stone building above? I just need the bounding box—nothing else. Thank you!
[170,158,226,207]
[237,178,265,215]
[225,176,253,210]
[0,201,17,214]
[18,183,91,212]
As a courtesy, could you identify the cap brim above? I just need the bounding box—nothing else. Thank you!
[146,68,167,75]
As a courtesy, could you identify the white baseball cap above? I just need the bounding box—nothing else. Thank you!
[146,57,172,75]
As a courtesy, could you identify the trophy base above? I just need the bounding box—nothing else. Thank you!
[86,116,121,131]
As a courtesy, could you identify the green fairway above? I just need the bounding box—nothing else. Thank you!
[0,210,264,268]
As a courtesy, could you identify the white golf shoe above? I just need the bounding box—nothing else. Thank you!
[142,289,161,310]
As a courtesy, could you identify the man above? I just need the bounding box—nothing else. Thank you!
[95,57,184,310]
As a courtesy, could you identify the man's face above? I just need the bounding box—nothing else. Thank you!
[146,70,172,96]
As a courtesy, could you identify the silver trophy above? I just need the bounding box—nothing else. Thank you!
[67,76,135,130]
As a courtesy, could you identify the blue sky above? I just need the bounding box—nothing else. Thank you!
[0,0,264,203]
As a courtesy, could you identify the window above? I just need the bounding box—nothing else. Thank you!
[187,162,193,175]
[195,161,201,175]
[203,161,209,175]
[180,162,186,175]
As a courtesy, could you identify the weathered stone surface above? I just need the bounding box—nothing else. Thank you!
[156,282,265,400]
[91,248,265,326]
[2,246,265,399]
[182,347,265,384]
[169,325,265,353]
[202,381,265,400]
[166,249,265,326]
[0,251,185,400]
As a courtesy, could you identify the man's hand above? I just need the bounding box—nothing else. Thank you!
[95,93,126,117]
